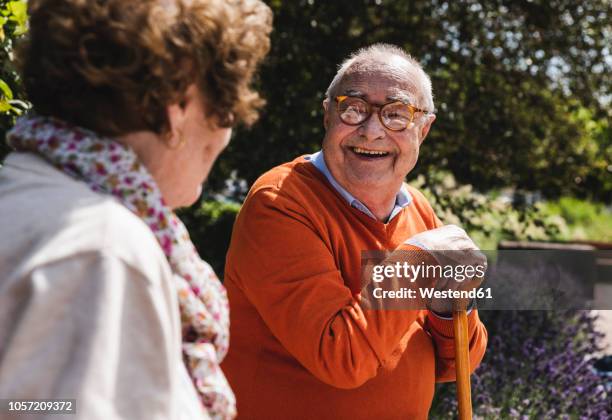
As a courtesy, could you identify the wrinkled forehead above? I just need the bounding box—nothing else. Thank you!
[336,61,422,105]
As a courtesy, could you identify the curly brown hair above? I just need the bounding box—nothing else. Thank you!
[18,0,272,136]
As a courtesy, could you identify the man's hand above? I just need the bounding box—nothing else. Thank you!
[405,225,487,314]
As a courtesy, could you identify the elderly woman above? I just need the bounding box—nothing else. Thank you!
[0,0,271,419]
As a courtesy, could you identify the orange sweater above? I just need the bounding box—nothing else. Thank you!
[222,156,487,419]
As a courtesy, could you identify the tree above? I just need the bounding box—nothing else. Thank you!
[2,0,610,201]
[211,0,611,202]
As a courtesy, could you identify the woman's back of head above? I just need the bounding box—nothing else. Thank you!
[19,0,272,136]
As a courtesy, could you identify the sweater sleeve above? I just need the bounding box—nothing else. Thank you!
[412,187,488,382]
[225,188,426,389]
[424,310,488,382]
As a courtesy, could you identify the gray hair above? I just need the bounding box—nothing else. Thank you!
[325,43,434,112]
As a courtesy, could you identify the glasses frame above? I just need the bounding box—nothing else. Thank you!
[334,95,432,131]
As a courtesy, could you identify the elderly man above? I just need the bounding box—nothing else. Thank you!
[222,44,487,419]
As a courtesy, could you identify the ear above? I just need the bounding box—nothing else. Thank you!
[322,99,330,130]
[166,102,186,129]
[418,113,436,145]
[165,86,193,145]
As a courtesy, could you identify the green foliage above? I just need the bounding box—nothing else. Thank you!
[0,0,28,158]
[178,200,241,277]
[410,170,569,249]
[564,108,612,202]
[540,197,612,242]
[412,169,612,247]
[2,0,609,202]
[209,0,612,203]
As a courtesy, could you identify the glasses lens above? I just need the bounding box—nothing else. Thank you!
[381,102,412,130]
[338,97,368,125]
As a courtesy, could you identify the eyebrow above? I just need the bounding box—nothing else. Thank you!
[389,92,413,103]
[343,89,366,99]
[342,89,414,104]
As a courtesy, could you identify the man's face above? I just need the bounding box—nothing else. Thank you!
[322,65,434,198]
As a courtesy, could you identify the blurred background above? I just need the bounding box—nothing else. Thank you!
[1,0,610,417]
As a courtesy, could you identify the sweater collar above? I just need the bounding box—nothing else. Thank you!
[305,150,412,222]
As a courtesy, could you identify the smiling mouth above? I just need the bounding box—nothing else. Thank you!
[350,146,390,159]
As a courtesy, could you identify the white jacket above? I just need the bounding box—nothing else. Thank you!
[0,152,207,419]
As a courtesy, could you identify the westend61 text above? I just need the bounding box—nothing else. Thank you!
[372,287,493,300]
[372,261,487,283]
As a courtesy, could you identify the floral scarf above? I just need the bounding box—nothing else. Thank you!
[7,115,235,419]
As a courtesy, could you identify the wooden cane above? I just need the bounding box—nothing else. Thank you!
[453,310,472,420]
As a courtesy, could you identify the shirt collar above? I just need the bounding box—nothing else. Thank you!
[305,150,412,221]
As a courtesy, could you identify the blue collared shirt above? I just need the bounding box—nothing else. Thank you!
[305,150,412,222]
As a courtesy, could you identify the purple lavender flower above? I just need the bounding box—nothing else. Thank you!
[430,310,611,418]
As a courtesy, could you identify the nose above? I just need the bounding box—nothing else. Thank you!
[359,110,386,142]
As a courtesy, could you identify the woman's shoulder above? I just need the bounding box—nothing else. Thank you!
[0,153,171,284]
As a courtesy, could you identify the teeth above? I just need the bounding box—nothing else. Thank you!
[352,147,389,156]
